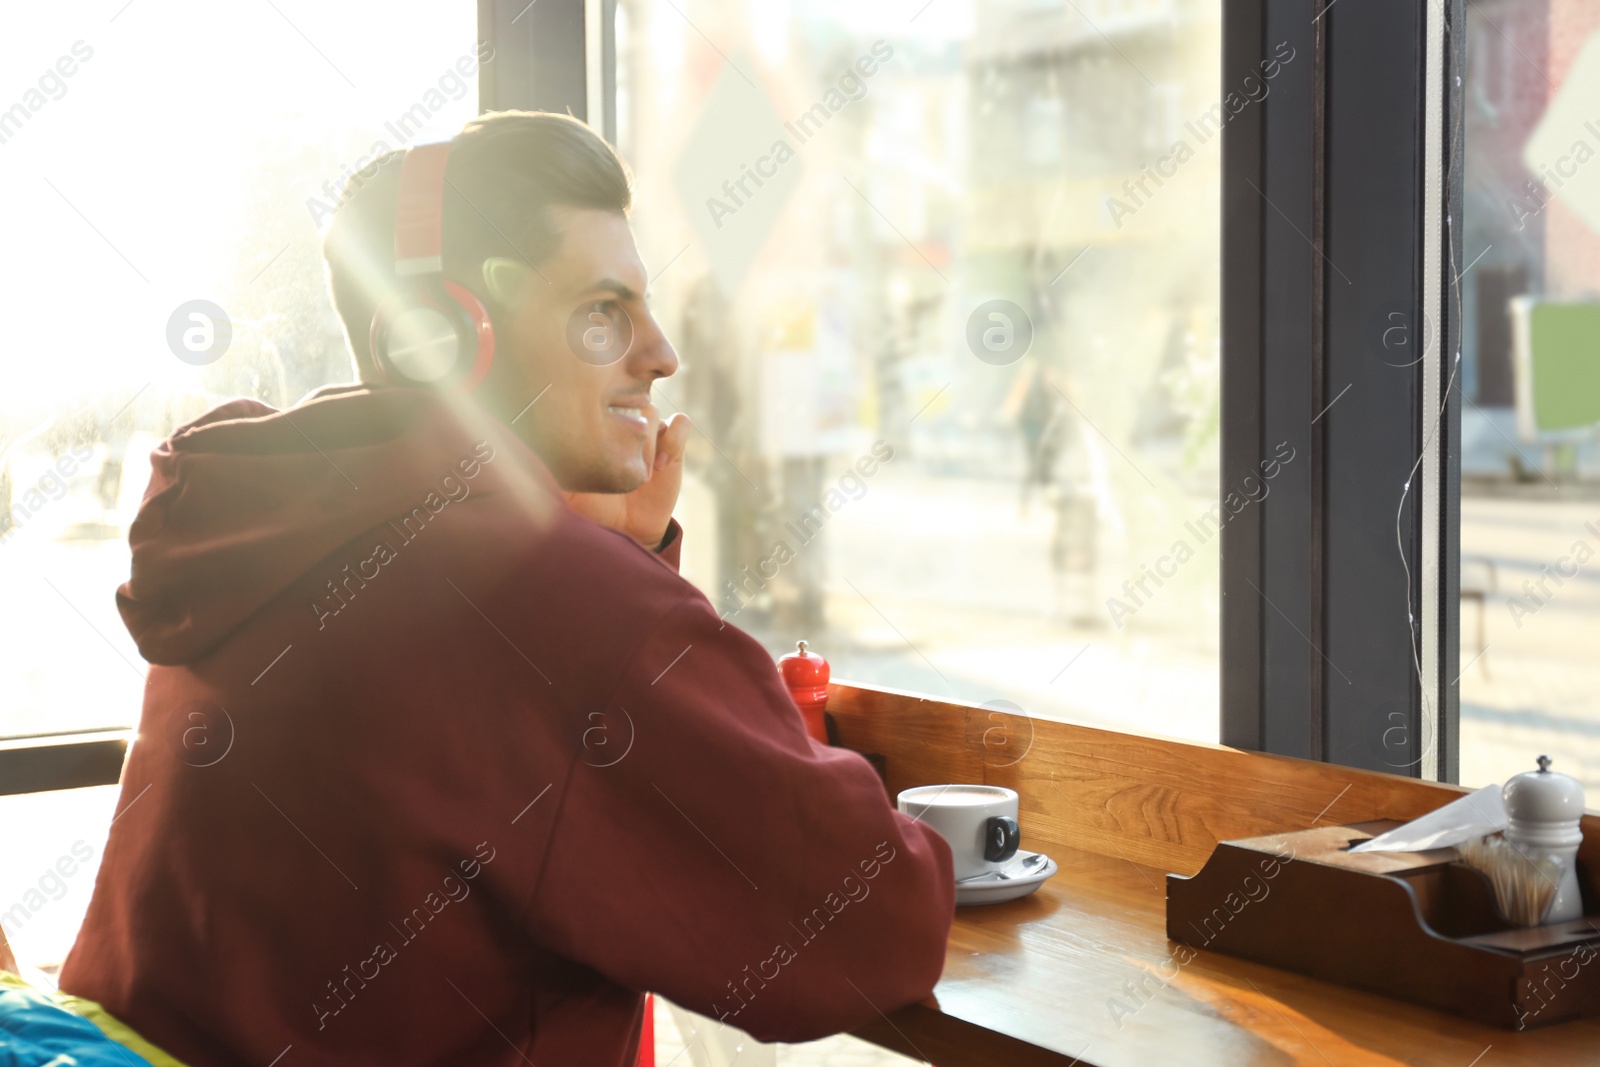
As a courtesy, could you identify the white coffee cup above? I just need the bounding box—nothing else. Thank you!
[897,784,1021,881]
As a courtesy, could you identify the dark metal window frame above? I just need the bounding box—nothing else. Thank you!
[1222,0,1465,779]
[9,0,1467,795]
[477,0,613,135]
[0,730,128,797]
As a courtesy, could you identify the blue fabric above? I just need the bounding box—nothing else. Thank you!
[0,981,154,1067]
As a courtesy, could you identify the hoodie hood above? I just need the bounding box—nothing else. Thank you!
[117,385,556,665]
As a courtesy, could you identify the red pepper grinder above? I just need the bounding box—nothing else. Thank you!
[778,640,830,743]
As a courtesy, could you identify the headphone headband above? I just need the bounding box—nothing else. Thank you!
[393,142,452,275]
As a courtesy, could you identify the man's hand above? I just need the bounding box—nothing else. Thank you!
[564,413,692,549]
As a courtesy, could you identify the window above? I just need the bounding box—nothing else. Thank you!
[0,787,119,972]
[619,0,1224,742]
[1458,0,1600,794]
[0,1,480,740]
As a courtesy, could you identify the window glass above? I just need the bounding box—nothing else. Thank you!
[1459,2,1600,793]
[0,787,119,971]
[0,1,480,736]
[623,0,1224,741]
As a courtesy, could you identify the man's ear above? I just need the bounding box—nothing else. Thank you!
[482,256,536,306]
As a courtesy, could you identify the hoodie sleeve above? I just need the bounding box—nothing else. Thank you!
[524,594,954,1042]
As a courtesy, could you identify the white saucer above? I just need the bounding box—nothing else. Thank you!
[954,850,1057,906]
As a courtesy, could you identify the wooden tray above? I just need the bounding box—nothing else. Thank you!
[1167,821,1600,1030]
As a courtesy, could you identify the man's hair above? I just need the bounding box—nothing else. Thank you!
[323,110,632,382]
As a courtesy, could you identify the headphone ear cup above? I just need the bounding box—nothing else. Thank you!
[370,282,494,389]
[440,281,496,391]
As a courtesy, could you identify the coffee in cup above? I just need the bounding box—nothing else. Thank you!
[897,784,1021,881]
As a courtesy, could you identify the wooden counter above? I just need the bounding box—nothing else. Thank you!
[826,682,1600,1066]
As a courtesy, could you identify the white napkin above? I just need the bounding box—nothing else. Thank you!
[1348,783,1507,853]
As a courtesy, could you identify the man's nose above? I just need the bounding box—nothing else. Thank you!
[629,310,679,380]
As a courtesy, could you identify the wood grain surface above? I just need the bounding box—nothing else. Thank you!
[828,681,1600,1066]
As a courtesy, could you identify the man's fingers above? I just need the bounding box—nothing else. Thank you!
[654,413,692,470]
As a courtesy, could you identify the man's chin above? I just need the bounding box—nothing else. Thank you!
[570,455,648,494]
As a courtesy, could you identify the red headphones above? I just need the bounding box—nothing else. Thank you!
[369,141,496,390]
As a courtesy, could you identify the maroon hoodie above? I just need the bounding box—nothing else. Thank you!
[58,386,953,1067]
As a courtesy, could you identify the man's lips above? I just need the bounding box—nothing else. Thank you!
[605,396,653,431]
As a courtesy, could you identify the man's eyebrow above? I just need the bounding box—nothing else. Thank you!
[579,277,640,301]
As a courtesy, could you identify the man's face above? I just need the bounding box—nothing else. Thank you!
[493,207,678,492]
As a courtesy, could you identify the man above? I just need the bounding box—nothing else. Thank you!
[59,112,954,1066]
